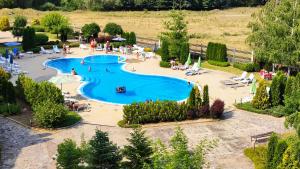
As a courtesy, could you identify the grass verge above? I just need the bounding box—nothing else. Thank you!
[244,146,267,169]
[56,111,81,128]
[235,102,272,115]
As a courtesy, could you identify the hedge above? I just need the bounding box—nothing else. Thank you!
[206,42,227,62]
[159,61,171,68]
[208,60,230,67]
[233,62,260,72]
[34,33,49,45]
[0,103,21,116]
[123,101,188,125]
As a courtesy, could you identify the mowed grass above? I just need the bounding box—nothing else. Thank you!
[0,7,260,50]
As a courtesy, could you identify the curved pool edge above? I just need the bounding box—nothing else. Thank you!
[44,54,193,105]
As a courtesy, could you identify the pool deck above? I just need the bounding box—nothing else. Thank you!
[0,31,290,169]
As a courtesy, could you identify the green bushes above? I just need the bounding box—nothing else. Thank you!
[252,81,270,110]
[266,134,278,169]
[270,72,286,107]
[0,103,21,116]
[81,22,101,39]
[123,101,188,125]
[122,32,136,45]
[22,27,36,51]
[33,100,67,128]
[103,23,123,36]
[34,34,49,45]
[233,62,260,72]
[0,74,16,104]
[206,42,227,62]
[159,61,171,68]
[41,13,69,33]
[0,16,10,31]
[160,39,170,61]
[179,42,189,64]
[244,146,267,169]
[31,25,45,32]
[208,60,230,67]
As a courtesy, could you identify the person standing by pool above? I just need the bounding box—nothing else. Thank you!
[105,41,110,53]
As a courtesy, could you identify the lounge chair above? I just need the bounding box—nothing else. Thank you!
[80,44,88,50]
[221,80,238,86]
[241,73,255,84]
[185,63,200,75]
[179,62,190,70]
[96,44,103,51]
[40,47,53,54]
[53,45,61,53]
[233,71,247,81]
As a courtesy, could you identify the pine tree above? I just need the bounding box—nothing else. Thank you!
[272,140,288,168]
[266,133,278,169]
[160,39,170,61]
[56,139,82,169]
[252,81,270,110]
[22,26,36,51]
[270,72,286,106]
[87,129,122,169]
[187,86,196,109]
[202,85,209,106]
[284,76,295,99]
[122,128,153,169]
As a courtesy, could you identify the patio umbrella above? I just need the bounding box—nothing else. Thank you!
[250,78,257,94]
[197,57,201,69]
[185,53,192,65]
[49,75,77,91]
[112,37,126,42]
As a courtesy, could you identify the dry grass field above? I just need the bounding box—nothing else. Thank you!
[0,7,260,50]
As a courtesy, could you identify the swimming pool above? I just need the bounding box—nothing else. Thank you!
[46,55,192,104]
[3,42,21,47]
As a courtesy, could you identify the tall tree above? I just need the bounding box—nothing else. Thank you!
[122,128,153,169]
[87,129,122,169]
[247,0,300,74]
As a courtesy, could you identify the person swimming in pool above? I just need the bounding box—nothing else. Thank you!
[88,66,91,72]
[71,68,77,75]
[81,59,85,64]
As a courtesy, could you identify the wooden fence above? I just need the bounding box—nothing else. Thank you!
[136,36,254,63]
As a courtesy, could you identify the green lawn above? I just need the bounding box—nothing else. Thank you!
[55,111,81,128]
[244,146,267,169]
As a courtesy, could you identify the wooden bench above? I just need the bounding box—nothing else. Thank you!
[251,132,274,149]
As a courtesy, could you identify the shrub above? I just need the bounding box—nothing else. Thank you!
[31,47,41,53]
[13,16,27,28]
[187,86,196,109]
[244,146,267,169]
[41,13,68,33]
[202,85,209,106]
[179,42,189,64]
[208,60,230,67]
[122,101,188,125]
[103,23,123,36]
[128,32,136,45]
[160,39,170,61]
[233,62,260,72]
[206,42,227,62]
[0,16,10,31]
[40,2,58,11]
[284,76,295,99]
[272,140,288,168]
[266,133,278,169]
[270,72,286,106]
[159,61,171,68]
[31,25,45,32]
[252,81,270,110]
[33,100,67,128]
[0,103,21,116]
[22,27,36,51]
[81,23,100,39]
[0,67,11,80]
[34,34,49,45]
[0,77,16,103]
[210,99,225,118]
[59,24,73,42]
[56,139,81,169]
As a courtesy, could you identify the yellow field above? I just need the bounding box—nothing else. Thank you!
[0,7,260,50]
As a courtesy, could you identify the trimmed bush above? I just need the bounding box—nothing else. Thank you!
[22,27,36,51]
[208,60,230,67]
[159,61,171,68]
[0,67,11,80]
[31,25,45,32]
[128,32,136,45]
[179,42,189,64]
[206,42,227,62]
[0,16,10,31]
[13,16,27,28]
[210,99,225,118]
[0,77,16,103]
[103,22,123,36]
[202,85,209,106]
[123,101,188,125]
[269,72,286,106]
[266,133,278,169]
[81,22,100,39]
[252,81,270,110]
[233,62,260,72]
[34,34,49,45]
[272,140,288,168]
[284,76,295,99]
[40,2,58,11]
[0,103,21,116]
[160,39,170,61]
[33,100,67,128]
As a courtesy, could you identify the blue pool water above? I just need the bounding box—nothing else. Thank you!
[3,42,21,47]
[46,55,192,104]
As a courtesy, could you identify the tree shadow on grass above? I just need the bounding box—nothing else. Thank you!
[0,117,53,169]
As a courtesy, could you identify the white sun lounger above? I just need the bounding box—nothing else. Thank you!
[80,44,88,50]
[40,47,53,54]
[241,73,255,84]
[233,71,247,81]
[53,45,61,53]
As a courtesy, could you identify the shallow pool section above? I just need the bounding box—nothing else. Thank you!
[46,55,192,104]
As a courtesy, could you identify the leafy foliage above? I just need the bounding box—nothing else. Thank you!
[159,61,171,68]
[122,128,153,169]
[266,133,278,169]
[41,12,69,34]
[202,85,209,107]
[272,140,288,168]
[160,39,169,61]
[33,100,67,128]
[87,129,122,169]
[0,103,21,116]
[34,33,49,45]
[233,62,260,72]
[0,16,10,31]
[269,71,286,106]
[81,22,101,39]
[104,23,123,36]
[247,0,300,67]
[13,16,27,28]
[207,60,230,67]
[252,81,270,110]
[210,99,225,119]
[22,27,36,51]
